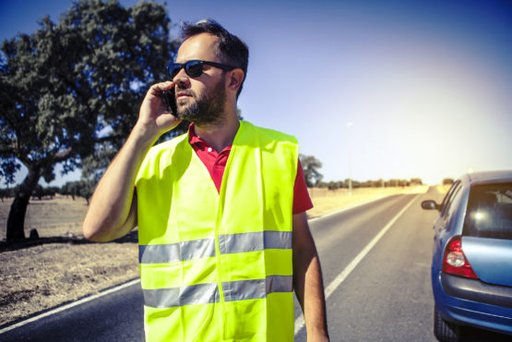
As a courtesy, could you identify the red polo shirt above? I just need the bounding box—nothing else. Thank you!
[189,125,313,214]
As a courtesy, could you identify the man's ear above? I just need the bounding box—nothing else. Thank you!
[227,69,245,93]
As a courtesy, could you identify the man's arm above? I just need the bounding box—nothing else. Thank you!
[293,212,329,341]
[82,81,180,242]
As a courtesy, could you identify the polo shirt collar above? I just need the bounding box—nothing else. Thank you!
[187,123,233,154]
[188,123,205,147]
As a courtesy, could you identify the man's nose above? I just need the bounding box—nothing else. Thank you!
[173,69,190,88]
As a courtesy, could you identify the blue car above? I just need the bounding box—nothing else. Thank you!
[422,171,512,341]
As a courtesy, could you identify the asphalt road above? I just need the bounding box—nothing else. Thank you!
[294,192,436,341]
[2,189,509,341]
[1,279,145,342]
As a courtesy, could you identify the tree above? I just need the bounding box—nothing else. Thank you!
[410,178,423,186]
[442,178,454,186]
[60,180,93,204]
[300,154,323,188]
[32,185,58,200]
[0,0,175,240]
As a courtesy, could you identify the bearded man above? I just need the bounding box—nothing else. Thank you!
[83,19,329,342]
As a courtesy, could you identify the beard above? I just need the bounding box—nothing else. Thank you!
[176,78,227,125]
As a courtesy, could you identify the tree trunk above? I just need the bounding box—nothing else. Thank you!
[6,167,41,241]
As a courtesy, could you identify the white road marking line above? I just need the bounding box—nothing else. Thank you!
[0,279,141,335]
[294,195,418,335]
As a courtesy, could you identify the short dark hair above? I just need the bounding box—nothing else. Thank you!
[181,19,249,97]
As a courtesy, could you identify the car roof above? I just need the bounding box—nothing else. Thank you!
[463,170,512,185]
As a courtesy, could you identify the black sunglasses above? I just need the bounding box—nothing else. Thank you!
[168,60,236,79]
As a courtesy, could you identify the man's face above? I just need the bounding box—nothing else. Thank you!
[174,33,228,125]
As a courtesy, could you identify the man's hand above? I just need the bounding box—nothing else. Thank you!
[83,82,182,242]
[135,81,182,141]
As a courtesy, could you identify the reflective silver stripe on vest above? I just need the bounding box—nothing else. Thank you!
[218,231,292,254]
[142,276,292,308]
[223,276,293,302]
[139,238,215,264]
[139,231,291,263]
[143,283,219,308]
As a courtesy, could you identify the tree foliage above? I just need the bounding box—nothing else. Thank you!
[317,177,423,190]
[60,180,94,204]
[0,0,175,240]
[442,178,454,185]
[300,154,323,188]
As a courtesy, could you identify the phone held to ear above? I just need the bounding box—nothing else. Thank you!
[161,89,177,115]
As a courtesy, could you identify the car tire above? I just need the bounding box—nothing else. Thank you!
[434,306,460,342]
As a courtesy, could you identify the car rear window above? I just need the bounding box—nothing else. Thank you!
[463,183,512,239]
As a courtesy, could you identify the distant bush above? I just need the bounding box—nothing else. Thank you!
[32,185,60,200]
[0,187,16,201]
[442,178,454,185]
[316,178,423,190]
[59,181,95,204]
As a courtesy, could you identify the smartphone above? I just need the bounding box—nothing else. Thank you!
[161,89,177,115]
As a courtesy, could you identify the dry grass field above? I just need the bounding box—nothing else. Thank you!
[0,196,87,239]
[0,186,429,327]
[0,196,139,327]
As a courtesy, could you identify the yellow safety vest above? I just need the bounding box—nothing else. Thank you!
[135,121,299,341]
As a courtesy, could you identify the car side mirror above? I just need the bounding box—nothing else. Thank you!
[421,200,441,211]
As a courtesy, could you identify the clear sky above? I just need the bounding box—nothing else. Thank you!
[1,0,511,185]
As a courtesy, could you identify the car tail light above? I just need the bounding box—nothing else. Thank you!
[442,236,478,279]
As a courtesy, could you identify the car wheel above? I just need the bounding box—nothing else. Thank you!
[434,306,460,342]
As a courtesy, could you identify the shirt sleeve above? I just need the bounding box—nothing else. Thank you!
[293,160,314,214]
